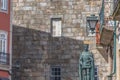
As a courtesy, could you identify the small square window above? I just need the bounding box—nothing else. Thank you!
[0,0,8,11]
[50,66,61,80]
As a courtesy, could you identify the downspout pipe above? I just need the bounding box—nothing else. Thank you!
[9,0,13,80]
[108,21,116,80]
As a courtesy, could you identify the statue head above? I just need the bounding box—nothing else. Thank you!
[84,44,89,51]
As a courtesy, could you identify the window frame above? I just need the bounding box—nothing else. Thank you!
[94,66,99,80]
[50,66,61,80]
[0,31,7,64]
[51,18,62,37]
[0,0,8,13]
[0,31,7,53]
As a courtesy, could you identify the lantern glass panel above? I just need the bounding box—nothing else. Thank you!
[89,20,97,29]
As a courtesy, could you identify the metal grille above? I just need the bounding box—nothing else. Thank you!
[0,52,9,65]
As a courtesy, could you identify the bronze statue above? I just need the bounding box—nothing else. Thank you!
[79,44,94,80]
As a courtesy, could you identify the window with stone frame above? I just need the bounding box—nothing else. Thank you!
[50,66,61,80]
[0,31,7,63]
[94,66,99,80]
[51,18,62,37]
[0,0,8,11]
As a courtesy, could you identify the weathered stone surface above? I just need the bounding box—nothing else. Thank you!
[12,0,110,80]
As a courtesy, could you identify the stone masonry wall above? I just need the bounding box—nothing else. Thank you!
[12,0,109,80]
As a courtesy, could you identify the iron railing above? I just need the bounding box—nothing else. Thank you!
[0,52,9,65]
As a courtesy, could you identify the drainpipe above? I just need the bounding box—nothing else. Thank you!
[108,21,116,80]
[9,0,13,80]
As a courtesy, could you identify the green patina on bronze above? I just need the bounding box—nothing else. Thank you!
[79,44,95,80]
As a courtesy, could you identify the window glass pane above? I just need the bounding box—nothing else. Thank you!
[1,34,5,38]
[51,18,62,37]
[55,68,57,71]
[0,32,7,53]
[55,71,57,75]
[0,40,2,52]
[56,77,60,80]
[95,72,97,75]
[95,77,98,80]
[51,77,54,80]
[52,71,55,75]
[0,32,7,64]
[1,0,7,11]
[5,0,7,9]
[55,77,57,80]
[58,77,61,80]
[3,40,5,52]
[51,66,61,80]
[94,66,98,80]
[57,68,60,71]
[52,68,55,71]
[57,72,60,75]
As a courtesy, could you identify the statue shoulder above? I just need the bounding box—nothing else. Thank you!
[80,52,85,58]
[80,51,85,55]
[88,52,93,55]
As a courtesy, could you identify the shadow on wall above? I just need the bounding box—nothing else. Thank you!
[97,46,109,62]
[12,25,84,80]
[97,43,113,63]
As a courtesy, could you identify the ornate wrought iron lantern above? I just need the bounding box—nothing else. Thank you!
[86,14,98,35]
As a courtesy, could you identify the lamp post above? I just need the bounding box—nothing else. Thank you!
[86,14,98,35]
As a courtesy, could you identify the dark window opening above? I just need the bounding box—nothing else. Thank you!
[50,66,61,80]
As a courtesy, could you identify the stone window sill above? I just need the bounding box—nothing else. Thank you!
[0,9,8,14]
